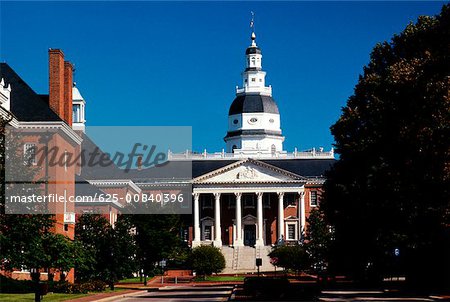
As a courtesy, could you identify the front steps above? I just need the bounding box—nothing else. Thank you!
[221,246,279,274]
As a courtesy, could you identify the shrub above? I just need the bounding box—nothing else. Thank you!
[0,275,35,293]
[269,245,310,273]
[51,280,106,294]
[189,245,225,277]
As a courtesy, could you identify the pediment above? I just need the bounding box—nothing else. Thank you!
[193,159,306,184]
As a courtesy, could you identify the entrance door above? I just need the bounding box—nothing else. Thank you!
[244,224,256,246]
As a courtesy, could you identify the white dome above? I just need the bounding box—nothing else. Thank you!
[72,84,84,101]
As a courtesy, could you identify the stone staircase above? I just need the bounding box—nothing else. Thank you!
[221,246,278,274]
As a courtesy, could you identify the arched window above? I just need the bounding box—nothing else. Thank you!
[271,144,276,154]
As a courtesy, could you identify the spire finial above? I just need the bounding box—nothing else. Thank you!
[250,11,256,46]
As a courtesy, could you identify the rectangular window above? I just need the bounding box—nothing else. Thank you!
[228,197,236,209]
[284,193,296,207]
[251,78,256,82]
[204,225,212,241]
[23,143,36,166]
[263,194,271,208]
[73,104,81,123]
[310,191,318,206]
[287,224,296,240]
[182,229,188,242]
[243,194,255,208]
[201,195,213,209]
[64,224,69,232]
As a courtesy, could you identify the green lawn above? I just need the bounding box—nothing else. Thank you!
[0,292,88,301]
[118,277,143,283]
[0,289,124,302]
[194,275,245,282]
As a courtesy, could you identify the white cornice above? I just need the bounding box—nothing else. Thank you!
[87,179,142,194]
[17,121,83,145]
[0,107,19,128]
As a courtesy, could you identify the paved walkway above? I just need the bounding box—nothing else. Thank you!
[114,286,233,302]
[66,277,239,302]
[64,290,138,302]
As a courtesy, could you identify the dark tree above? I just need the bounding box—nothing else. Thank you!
[74,214,135,284]
[42,233,76,282]
[304,209,333,273]
[132,214,184,275]
[322,5,450,288]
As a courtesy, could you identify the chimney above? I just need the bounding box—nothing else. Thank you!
[64,61,73,126]
[49,49,65,120]
[137,156,142,171]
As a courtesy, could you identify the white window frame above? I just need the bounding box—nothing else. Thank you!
[310,190,319,207]
[73,104,81,123]
[23,143,37,165]
[285,221,298,241]
[201,217,214,241]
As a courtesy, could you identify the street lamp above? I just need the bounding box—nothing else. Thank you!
[30,268,40,302]
[142,256,147,286]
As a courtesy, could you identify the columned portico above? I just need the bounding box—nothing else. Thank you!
[234,193,243,246]
[191,159,308,247]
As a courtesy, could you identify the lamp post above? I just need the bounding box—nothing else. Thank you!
[142,256,147,286]
[159,259,167,284]
[30,268,40,302]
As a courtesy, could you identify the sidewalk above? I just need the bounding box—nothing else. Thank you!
[64,290,139,302]
[66,277,243,302]
[116,275,244,289]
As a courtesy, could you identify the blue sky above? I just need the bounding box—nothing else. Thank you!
[0,1,445,153]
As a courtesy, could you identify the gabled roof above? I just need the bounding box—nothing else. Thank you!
[84,158,335,182]
[193,158,307,184]
[75,174,105,197]
[0,63,62,122]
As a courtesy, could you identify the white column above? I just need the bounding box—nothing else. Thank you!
[192,193,200,247]
[213,193,222,247]
[278,192,285,240]
[234,193,243,246]
[255,192,264,246]
[299,192,306,241]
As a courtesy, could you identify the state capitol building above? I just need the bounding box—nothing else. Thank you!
[0,26,335,275]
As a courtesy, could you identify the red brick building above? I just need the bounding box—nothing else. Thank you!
[0,49,81,282]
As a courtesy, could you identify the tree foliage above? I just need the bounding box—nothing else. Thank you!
[132,214,185,275]
[304,209,333,273]
[0,214,56,271]
[189,245,225,277]
[269,245,310,273]
[322,5,450,286]
[74,214,136,283]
